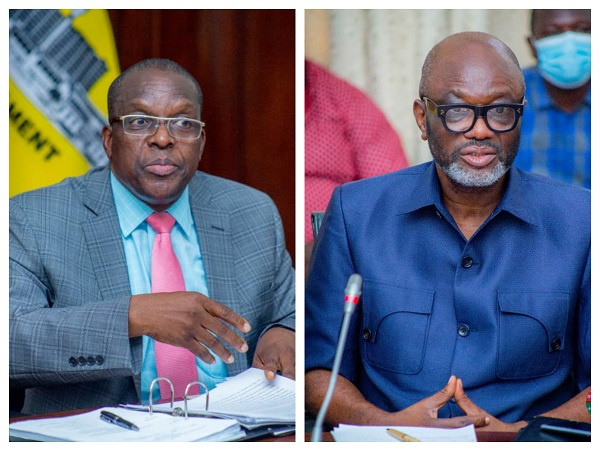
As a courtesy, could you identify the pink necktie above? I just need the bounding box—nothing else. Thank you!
[147,212,199,400]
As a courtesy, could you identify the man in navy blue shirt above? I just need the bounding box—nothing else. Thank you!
[305,32,590,433]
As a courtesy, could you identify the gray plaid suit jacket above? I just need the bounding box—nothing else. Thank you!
[9,165,295,414]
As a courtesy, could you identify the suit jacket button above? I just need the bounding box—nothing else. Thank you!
[96,355,104,365]
[551,338,562,351]
[87,356,96,366]
[68,357,78,367]
[363,328,372,340]
[78,356,87,366]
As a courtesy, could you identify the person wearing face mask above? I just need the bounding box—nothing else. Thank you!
[514,9,591,188]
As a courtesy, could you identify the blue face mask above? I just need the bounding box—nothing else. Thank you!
[534,31,591,90]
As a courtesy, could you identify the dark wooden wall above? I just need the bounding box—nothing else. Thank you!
[108,10,296,263]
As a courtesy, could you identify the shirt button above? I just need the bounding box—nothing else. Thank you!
[363,328,372,340]
[461,256,474,268]
[68,357,78,367]
[551,338,562,351]
[457,324,470,337]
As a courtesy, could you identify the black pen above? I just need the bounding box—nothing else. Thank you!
[100,410,140,431]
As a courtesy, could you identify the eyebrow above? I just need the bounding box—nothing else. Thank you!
[123,98,199,115]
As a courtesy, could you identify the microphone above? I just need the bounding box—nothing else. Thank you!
[311,274,363,442]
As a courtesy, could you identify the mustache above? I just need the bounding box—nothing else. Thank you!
[453,139,502,154]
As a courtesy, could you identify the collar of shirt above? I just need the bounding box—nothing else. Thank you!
[110,172,194,238]
[524,66,591,111]
[395,162,538,227]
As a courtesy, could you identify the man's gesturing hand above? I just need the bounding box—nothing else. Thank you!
[252,327,295,380]
[128,291,251,364]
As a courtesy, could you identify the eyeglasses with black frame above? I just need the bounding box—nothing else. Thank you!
[110,114,205,140]
[422,97,525,133]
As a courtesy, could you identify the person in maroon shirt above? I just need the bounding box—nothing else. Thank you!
[305,60,408,271]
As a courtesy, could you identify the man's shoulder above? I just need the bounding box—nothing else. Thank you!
[340,162,430,195]
[10,166,109,209]
[515,169,590,224]
[189,171,275,210]
[517,169,590,202]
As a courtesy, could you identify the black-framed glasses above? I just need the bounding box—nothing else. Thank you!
[110,114,205,140]
[422,97,525,133]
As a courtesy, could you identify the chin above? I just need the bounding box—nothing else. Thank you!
[444,161,509,188]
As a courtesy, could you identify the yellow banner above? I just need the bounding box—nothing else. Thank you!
[9,9,120,197]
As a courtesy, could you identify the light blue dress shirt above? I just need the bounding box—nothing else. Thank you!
[110,173,227,403]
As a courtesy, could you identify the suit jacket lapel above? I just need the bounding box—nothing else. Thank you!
[81,167,132,301]
[188,173,236,304]
[80,167,143,396]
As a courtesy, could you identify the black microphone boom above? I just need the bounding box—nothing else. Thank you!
[311,273,363,442]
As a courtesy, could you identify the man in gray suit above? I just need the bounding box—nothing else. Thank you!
[9,59,295,415]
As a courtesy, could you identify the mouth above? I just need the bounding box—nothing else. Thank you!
[145,159,179,176]
[459,147,497,168]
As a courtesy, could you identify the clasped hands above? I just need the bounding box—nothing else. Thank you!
[393,375,527,432]
[128,291,295,380]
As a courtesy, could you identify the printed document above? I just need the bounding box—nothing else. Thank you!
[331,424,478,442]
[123,368,295,429]
[9,407,243,442]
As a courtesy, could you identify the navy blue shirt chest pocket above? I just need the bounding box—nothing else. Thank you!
[497,291,569,379]
[361,281,434,374]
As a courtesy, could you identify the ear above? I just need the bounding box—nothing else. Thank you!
[413,99,428,141]
[197,128,206,161]
[527,36,538,59]
[101,125,113,159]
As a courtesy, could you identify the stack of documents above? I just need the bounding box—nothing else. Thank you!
[331,424,477,442]
[10,368,295,442]
[124,367,295,430]
[9,407,243,442]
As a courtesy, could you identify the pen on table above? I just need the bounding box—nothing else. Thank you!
[100,410,140,431]
[387,428,421,442]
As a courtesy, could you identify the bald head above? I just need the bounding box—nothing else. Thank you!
[107,58,203,120]
[419,32,524,99]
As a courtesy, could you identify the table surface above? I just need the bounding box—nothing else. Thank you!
[10,410,517,442]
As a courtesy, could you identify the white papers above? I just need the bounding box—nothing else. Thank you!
[186,367,295,425]
[331,424,477,442]
[126,368,295,429]
[9,407,244,442]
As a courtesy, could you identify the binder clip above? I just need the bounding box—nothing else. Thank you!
[148,377,175,415]
[184,381,209,419]
[148,377,210,419]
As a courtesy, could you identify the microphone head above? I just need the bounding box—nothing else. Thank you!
[344,274,363,304]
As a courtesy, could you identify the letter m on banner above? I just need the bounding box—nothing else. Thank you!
[9,9,120,196]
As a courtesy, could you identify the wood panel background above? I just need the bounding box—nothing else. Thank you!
[108,9,296,263]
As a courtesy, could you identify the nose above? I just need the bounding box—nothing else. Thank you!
[464,116,495,140]
[149,119,174,147]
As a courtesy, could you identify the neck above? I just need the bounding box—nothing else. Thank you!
[437,165,507,240]
[544,79,589,113]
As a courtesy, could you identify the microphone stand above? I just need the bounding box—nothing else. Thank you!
[311,274,361,442]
